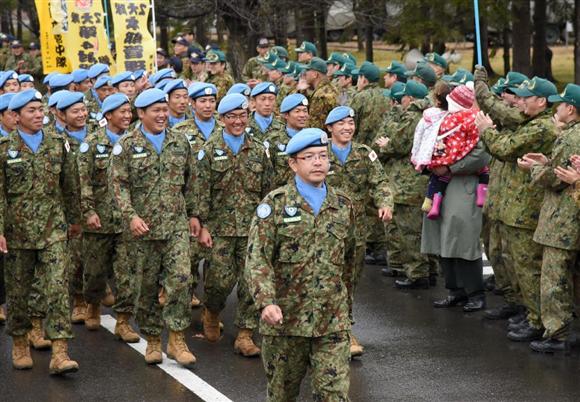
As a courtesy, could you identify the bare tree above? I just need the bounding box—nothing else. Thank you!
[576,0,580,83]
[512,0,532,76]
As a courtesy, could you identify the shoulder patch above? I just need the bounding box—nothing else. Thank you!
[64,140,71,153]
[256,203,272,219]
[368,150,378,162]
[42,116,50,125]
[197,149,205,161]
[112,144,123,156]
[80,142,90,153]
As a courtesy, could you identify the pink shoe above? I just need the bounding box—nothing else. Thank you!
[476,184,488,207]
[427,193,443,220]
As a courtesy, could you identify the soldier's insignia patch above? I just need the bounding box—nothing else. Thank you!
[263,140,270,149]
[64,140,71,153]
[320,132,328,144]
[96,144,106,154]
[257,203,272,219]
[112,144,123,156]
[79,142,90,153]
[99,118,107,127]
[369,150,378,162]
[284,206,297,216]
[277,143,285,152]
[42,116,50,125]
[8,150,18,159]
[215,149,224,156]
[134,146,144,153]
[197,149,205,161]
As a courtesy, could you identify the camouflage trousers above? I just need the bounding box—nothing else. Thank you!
[387,203,436,280]
[501,224,542,328]
[364,211,387,258]
[4,241,73,339]
[540,246,580,340]
[82,232,136,313]
[69,236,84,296]
[262,331,351,402]
[134,231,192,336]
[190,237,209,292]
[204,236,258,330]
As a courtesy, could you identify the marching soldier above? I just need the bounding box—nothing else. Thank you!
[248,82,284,141]
[205,50,234,103]
[242,38,270,86]
[296,57,339,129]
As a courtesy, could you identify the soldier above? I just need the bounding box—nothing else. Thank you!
[382,61,407,88]
[0,33,10,67]
[405,62,437,91]
[191,93,273,357]
[295,41,317,64]
[0,70,20,94]
[150,68,178,89]
[270,45,289,62]
[45,91,68,133]
[111,71,137,100]
[296,57,339,129]
[442,68,474,87]
[0,93,16,136]
[205,50,234,103]
[72,68,92,94]
[4,40,35,75]
[334,63,357,106]
[0,89,80,375]
[242,37,270,86]
[423,52,448,79]
[326,52,346,78]
[325,106,393,357]
[245,127,355,402]
[475,77,558,342]
[27,42,42,80]
[266,93,310,188]
[189,50,208,83]
[134,70,150,94]
[248,82,284,140]
[86,75,115,121]
[18,74,35,90]
[85,63,111,109]
[163,79,190,128]
[110,88,197,367]
[173,36,193,80]
[48,73,75,93]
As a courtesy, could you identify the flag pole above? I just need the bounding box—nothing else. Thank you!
[473,0,483,66]
[150,0,158,72]
[103,0,111,50]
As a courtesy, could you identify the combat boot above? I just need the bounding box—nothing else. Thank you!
[12,336,33,370]
[350,335,364,358]
[114,313,140,343]
[191,293,202,308]
[71,294,87,324]
[101,284,115,307]
[49,339,79,375]
[85,303,101,331]
[28,318,52,350]
[202,308,221,342]
[0,304,6,324]
[234,329,260,357]
[145,335,163,364]
[167,331,196,368]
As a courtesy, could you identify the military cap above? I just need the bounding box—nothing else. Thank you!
[48,90,69,108]
[327,52,346,66]
[102,93,131,115]
[72,68,89,83]
[111,71,136,86]
[133,69,146,80]
[163,79,187,94]
[295,41,318,56]
[257,51,278,65]
[387,81,405,102]
[548,83,580,108]
[251,81,278,97]
[491,78,505,95]
[189,49,204,63]
[43,72,57,86]
[342,53,357,65]
[226,83,251,97]
[154,80,170,90]
[204,50,226,63]
[217,93,248,115]
[156,47,168,57]
[172,36,189,47]
[94,75,112,89]
[9,88,43,111]
[285,127,328,155]
[10,40,23,48]
[28,42,39,50]
[56,90,85,111]
[325,106,355,125]
[88,63,110,79]
[271,46,289,59]
[189,82,218,99]
[395,80,429,99]
[135,88,168,109]
[18,74,34,83]
[333,63,355,78]
[150,68,177,86]
[352,61,380,83]
[263,57,288,72]
[381,61,407,78]
[0,70,18,88]
[405,62,437,87]
[0,93,16,112]
[424,52,448,69]
[501,71,529,92]
[442,68,474,85]
[304,57,327,74]
[257,37,269,48]
[512,77,557,99]
[280,93,308,113]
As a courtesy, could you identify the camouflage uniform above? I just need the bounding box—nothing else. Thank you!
[0,129,79,340]
[301,77,339,129]
[265,126,295,188]
[207,73,235,104]
[111,127,195,336]
[84,90,102,124]
[192,128,273,329]
[531,120,580,340]
[242,57,266,82]
[179,55,193,81]
[481,110,556,329]
[248,112,285,142]
[190,71,208,83]
[338,86,356,106]
[245,182,356,402]
[3,52,35,74]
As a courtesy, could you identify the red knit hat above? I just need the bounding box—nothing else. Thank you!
[448,84,475,110]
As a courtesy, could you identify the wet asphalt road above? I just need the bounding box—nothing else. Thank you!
[1,263,580,402]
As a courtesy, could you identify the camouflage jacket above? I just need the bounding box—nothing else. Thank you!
[338,86,356,106]
[248,112,285,142]
[349,83,390,146]
[207,72,235,103]
[531,120,580,250]
[245,182,356,337]
[574,182,580,208]
[481,110,556,229]
[190,71,208,83]
[3,53,36,74]
[111,127,195,240]
[77,128,123,234]
[242,57,266,82]
[0,128,79,249]
[302,77,339,129]
[264,126,295,188]
[172,117,220,154]
[193,128,274,237]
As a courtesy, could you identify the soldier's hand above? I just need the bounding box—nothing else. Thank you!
[517,157,535,171]
[522,153,549,166]
[261,305,283,326]
[296,77,309,91]
[189,217,201,237]
[473,65,487,82]
[68,224,82,239]
[554,166,580,185]
[0,235,7,253]
[378,207,393,223]
[86,213,102,230]
[130,216,150,237]
[475,111,495,132]
[375,136,390,148]
[198,227,213,248]
[569,154,580,172]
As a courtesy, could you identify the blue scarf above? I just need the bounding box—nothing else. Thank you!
[331,142,352,165]
[55,121,65,134]
[223,130,245,155]
[168,113,186,128]
[195,116,216,140]
[295,175,327,216]
[66,126,87,144]
[18,129,43,153]
[286,126,299,138]
[141,127,166,155]
[254,112,273,133]
[0,125,9,137]
[106,127,123,144]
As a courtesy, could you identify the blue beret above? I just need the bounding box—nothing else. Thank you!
[111,71,136,86]
[226,83,250,97]
[154,80,170,90]
[280,93,308,113]
[250,81,278,97]
[48,90,68,108]
[325,106,355,125]
[133,69,146,80]
[18,74,34,83]
[285,128,329,155]
[217,93,248,115]
[163,79,188,94]
[0,70,18,88]
[150,68,176,86]
[101,93,130,115]
[94,75,112,89]
[43,72,57,86]
[49,73,74,89]
[188,82,217,99]
[72,68,89,83]
[88,63,110,79]
[0,93,16,112]
[8,89,43,111]
[56,90,85,111]
[134,88,168,108]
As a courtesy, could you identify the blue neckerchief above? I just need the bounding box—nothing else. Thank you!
[286,126,299,138]
[195,116,216,140]
[0,125,9,137]
[168,113,186,128]
[254,112,273,133]
[331,142,352,165]
[106,127,123,144]
[295,175,327,216]
[18,129,43,153]
[55,121,65,134]
[141,127,166,155]
[66,126,87,144]
[223,130,245,155]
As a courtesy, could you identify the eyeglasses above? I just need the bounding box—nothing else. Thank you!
[224,112,248,121]
[295,152,328,162]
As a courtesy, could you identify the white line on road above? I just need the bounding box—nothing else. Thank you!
[100,314,233,402]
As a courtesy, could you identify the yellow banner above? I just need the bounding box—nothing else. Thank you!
[110,0,156,73]
[34,0,71,73]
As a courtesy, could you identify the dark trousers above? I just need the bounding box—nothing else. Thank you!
[0,256,5,305]
[440,257,484,298]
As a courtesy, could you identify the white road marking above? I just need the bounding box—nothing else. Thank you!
[100,315,233,402]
